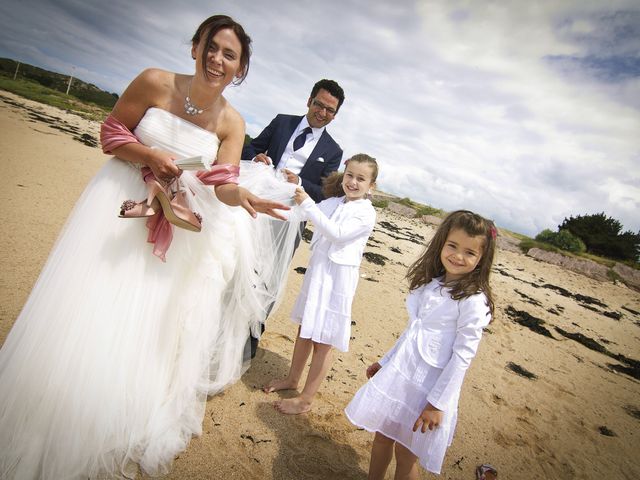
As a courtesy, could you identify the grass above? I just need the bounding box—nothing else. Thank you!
[396,197,444,217]
[0,76,110,121]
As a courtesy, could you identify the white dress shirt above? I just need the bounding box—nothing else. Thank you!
[276,117,325,177]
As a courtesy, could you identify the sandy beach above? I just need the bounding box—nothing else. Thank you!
[1,91,639,479]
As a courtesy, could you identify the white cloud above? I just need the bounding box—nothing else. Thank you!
[0,0,638,236]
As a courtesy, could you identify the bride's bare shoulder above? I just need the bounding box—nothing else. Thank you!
[216,96,245,138]
[133,68,178,90]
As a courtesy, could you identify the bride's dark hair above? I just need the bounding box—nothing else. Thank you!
[192,15,252,85]
[322,154,378,198]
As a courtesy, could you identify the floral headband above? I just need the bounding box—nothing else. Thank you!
[489,226,497,239]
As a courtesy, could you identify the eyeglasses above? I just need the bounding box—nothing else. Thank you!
[311,98,337,115]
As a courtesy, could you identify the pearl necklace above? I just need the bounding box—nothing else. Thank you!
[184,79,212,116]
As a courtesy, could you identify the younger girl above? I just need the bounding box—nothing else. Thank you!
[345,210,497,478]
[263,154,378,414]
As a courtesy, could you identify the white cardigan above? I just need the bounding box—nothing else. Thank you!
[299,196,376,266]
[379,279,491,411]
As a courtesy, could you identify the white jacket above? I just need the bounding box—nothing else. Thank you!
[379,279,491,410]
[299,196,376,266]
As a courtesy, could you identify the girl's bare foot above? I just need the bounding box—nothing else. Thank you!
[262,377,298,393]
[273,397,312,415]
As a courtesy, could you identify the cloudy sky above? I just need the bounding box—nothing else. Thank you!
[1,0,638,236]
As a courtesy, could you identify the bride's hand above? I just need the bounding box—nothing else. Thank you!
[145,148,182,183]
[240,188,290,221]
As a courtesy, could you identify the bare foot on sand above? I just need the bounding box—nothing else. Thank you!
[273,397,312,415]
[263,377,298,393]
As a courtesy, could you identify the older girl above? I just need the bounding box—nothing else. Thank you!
[264,154,378,414]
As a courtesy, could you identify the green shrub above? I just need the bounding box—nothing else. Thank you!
[535,228,586,253]
[519,238,558,254]
[415,205,443,217]
[371,199,388,208]
[395,197,442,217]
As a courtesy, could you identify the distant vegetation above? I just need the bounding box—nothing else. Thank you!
[535,228,586,253]
[370,195,443,218]
[396,197,443,217]
[0,58,117,112]
[559,213,639,262]
[371,198,389,208]
[531,212,639,267]
[0,77,109,121]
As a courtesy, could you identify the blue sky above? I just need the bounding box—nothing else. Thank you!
[1,0,638,237]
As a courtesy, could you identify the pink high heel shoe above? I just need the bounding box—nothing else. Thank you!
[161,185,202,232]
[119,180,163,218]
[119,178,201,232]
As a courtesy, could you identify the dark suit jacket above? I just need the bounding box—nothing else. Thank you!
[242,114,342,202]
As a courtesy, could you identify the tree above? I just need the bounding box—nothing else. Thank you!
[559,213,639,261]
[535,229,586,253]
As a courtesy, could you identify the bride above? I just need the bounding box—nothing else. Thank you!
[0,14,299,479]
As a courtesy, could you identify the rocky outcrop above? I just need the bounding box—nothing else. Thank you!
[613,263,640,291]
[526,248,610,282]
[387,202,416,218]
[420,215,442,226]
[496,233,521,253]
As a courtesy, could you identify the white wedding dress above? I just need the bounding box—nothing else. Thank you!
[0,108,299,479]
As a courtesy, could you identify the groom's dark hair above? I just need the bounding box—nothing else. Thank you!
[310,79,345,112]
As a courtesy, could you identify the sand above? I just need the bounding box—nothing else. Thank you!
[1,91,639,479]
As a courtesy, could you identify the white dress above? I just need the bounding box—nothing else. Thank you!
[290,196,375,352]
[344,279,491,474]
[0,108,299,479]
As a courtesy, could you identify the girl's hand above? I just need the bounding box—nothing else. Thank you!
[145,148,181,183]
[294,187,309,205]
[283,169,300,185]
[240,188,290,220]
[366,362,382,379]
[413,403,443,433]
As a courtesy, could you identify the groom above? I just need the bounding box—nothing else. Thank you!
[243,79,345,357]
[242,78,345,202]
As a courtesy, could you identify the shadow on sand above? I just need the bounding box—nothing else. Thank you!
[241,346,368,480]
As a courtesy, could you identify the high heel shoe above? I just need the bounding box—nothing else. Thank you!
[163,188,202,232]
[152,180,202,232]
[119,178,202,232]
[119,180,163,218]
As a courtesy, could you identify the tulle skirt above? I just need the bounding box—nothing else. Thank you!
[0,159,298,479]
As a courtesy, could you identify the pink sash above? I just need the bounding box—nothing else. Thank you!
[100,114,140,154]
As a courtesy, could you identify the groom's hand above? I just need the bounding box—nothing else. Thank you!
[253,153,272,165]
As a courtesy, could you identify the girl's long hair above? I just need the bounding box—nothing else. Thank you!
[322,153,378,198]
[406,210,496,315]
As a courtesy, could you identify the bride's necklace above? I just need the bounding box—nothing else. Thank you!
[184,79,212,116]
